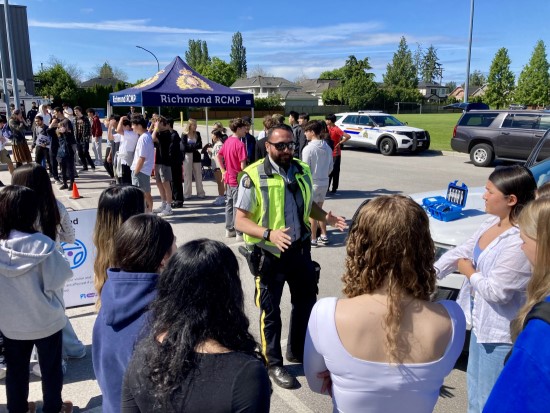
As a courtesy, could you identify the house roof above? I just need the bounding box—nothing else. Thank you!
[449,86,464,98]
[279,90,318,101]
[471,84,488,97]
[298,78,340,94]
[231,76,300,89]
[80,77,124,88]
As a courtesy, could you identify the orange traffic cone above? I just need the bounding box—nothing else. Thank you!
[70,183,82,200]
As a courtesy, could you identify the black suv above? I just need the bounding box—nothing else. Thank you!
[451,110,550,166]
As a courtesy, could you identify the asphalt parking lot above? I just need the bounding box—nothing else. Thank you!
[0,129,491,412]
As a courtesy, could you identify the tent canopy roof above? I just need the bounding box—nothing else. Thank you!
[110,56,254,108]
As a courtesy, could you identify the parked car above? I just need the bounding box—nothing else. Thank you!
[334,111,430,155]
[451,109,550,167]
[443,102,489,112]
[411,130,550,300]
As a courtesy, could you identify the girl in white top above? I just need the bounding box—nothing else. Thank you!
[304,195,466,413]
[435,165,536,413]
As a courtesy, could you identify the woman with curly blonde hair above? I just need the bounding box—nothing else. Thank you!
[304,195,466,413]
[484,197,550,412]
[93,185,145,310]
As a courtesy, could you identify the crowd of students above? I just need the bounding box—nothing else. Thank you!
[1,110,549,412]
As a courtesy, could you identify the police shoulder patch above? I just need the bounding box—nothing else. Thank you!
[242,175,252,188]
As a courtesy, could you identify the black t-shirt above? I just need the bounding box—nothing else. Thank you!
[155,130,172,166]
[122,349,270,413]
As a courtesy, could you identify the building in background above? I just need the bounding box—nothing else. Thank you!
[0,4,34,96]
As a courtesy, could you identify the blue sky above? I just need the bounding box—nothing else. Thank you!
[12,0,550,85]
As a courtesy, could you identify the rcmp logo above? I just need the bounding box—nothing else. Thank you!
[242,175,252,188]
[177,69,213,91]
[362,130,369,138]
[134,70,165,89]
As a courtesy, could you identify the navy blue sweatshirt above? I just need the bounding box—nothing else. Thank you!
[92,269,158,413]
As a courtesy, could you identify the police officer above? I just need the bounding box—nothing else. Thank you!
[235,124,346,389]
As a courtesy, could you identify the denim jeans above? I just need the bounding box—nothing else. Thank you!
[467,330,512,413]
[225,185,239,232]
[62,316,85,358]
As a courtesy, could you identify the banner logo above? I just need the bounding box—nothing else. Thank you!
[61,240,88,270]
[177,69,212,91]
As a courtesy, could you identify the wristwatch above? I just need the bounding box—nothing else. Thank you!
[263,228,271,241]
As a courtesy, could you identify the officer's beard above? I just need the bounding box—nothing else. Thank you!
[274,152,292,171]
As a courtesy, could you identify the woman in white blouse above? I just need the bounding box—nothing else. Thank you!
[435,165,536,413]
[304,195,466,413]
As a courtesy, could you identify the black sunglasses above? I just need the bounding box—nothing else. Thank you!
[267,141,295,151]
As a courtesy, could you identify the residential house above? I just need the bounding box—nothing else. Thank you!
[231,76,302,99]
[298,78,340,105]
[418,82,447,102]
[279,90,318,107]
[448,86,465,101]
[470,84,487,99]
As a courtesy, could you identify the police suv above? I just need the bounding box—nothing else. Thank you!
[335,111,430,155]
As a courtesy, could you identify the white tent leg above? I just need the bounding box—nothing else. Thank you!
[205,107,209,144]
[251,107,255,136]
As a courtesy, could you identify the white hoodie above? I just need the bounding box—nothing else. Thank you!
[0,230,73,340]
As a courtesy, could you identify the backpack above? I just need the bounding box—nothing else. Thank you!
[1,124,12,140]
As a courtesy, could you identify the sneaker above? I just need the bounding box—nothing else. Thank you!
[0,180,4,187]
[171,201,184,208]
[58,184,68,190]
[225,229,236,238]
[236,233,244,242]
[311,239,318,248]
[68,184,73,191]
[153,202,167,213]
[212,196,225,206]
[318,235,330,245]
[158,206,173,217]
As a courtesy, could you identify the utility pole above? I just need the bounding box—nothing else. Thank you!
[464,0,475,103]
[4,0,20,113]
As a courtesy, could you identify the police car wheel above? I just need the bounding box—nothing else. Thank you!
[379,137,396,156]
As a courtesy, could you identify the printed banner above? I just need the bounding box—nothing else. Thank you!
[61,209,97,308]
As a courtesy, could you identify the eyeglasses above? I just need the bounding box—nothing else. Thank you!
[267,141,295,151]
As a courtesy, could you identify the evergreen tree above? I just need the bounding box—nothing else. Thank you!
[185,40,210,69]
[485,48,515,109]
[467,70,487,88]
[421,45,442,84]
[514,40,550,107]
[35,63,79,103]
[383,36,418,89]
[230,32,247,78]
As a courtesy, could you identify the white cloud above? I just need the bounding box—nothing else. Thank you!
[28,19,218,34]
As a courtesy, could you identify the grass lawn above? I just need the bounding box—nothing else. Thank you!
[197,112,461,152]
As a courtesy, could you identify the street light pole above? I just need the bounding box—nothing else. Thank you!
[135,45,161,115]
[464,0,475,103]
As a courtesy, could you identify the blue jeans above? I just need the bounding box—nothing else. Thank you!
[467,331,511,413]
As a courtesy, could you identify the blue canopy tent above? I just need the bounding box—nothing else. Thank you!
[109,56,255,135]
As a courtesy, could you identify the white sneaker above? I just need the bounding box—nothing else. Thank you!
[158,206,173,217]
[225,229,236,238]
[212,196,225,206]
[153,202,167,213]
[236,234,244,242]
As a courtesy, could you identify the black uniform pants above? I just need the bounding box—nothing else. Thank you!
[254,243,317,367]
[77,140,95,169]
[4,330,63,413]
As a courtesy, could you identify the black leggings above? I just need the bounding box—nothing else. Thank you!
[4,330,64,413]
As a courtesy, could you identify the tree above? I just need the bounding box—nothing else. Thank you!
[230,32,247,78]
[35,62,80,103]
[248,65,273,77]
[421,45,443,84]
[319,67,346,80]
[197,57,237,86]
[484,48,515,109]
[321,55,378,109]
[468,70,487,88]
[445,81,457,93]
[46,56,83,83]
[383,37,418,89]
[90,62,128,81]
[514,40,550,107]
[185,39,210,69]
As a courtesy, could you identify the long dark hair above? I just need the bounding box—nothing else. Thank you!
[12,164,60,241]
[489,165,536,224]
[139,239,263,410]
[0,186,39,239]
